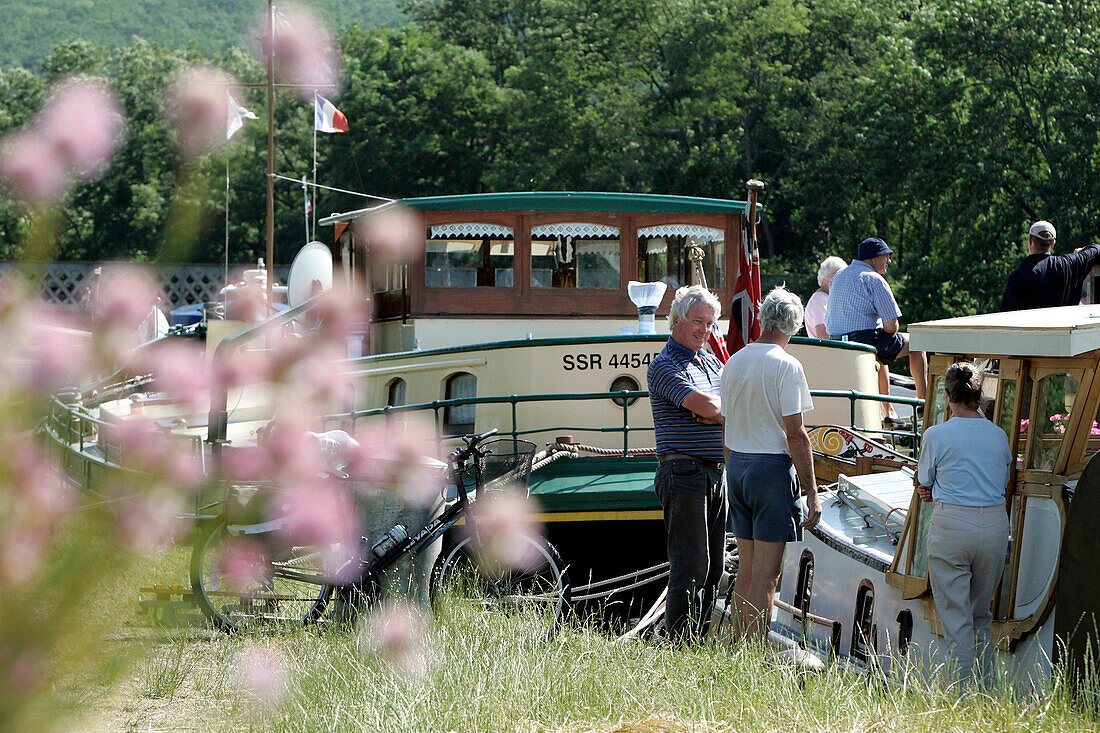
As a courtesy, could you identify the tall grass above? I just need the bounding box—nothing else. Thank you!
[90,594,1100,733]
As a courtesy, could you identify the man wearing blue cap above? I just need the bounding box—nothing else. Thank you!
[825,237,927,420]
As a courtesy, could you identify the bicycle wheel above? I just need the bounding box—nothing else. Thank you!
[429,533,570,634]
[190,520,334,633]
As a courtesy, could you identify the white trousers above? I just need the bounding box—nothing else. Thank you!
[927,501,1009,684]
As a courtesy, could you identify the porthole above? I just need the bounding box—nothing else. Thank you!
[609,375,640,407]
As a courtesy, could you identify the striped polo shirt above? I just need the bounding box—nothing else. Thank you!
[647,337,724,461]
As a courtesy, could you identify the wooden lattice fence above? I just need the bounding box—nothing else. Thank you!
[0,262,289,311]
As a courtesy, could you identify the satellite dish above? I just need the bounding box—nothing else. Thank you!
[287,241,334,308]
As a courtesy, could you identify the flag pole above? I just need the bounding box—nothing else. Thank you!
[265,0,275,309]
[312,90,318,241]
[225,157,230,289]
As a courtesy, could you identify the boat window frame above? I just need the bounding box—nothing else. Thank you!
[442,371,477,437]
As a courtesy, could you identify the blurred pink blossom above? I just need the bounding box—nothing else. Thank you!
[166,66,237,159]
[38,78,124,179]
[232,644,290,706]
[217,539,270,592]
[350,417,445,507]
[10,305,90,395]
[0,130,71,205]
[12,440,75,517]
[466,493,544,573]
[0,525,48,586]
[256,4,339,99]
[131,340,211,412]
[116,493,187,551]
[352,204,421,263]
[276,484,359,583]
[0,77,123,205]
[357,601,432,680]
[3,648,46,697]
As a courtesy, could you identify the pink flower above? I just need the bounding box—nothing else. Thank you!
[38,77,124,179]
[350,417,445,507]
[166,66,238,159]
[255,4,339,99]
[275,484,359,583]
[0,129,71,205]
[10,304,90,395]
[357,601,432,680]
[130,339,211,412]
[465,493,545,573]
[352,204,421,264]
[232,644,290,706]
[0,525,49,586]
[0,77,123,205]
[116,493,187,551]
[216,539,270,592]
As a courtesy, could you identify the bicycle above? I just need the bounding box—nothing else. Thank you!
[189,429,572,634]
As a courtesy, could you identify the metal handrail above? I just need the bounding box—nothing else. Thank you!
[334,388,924,452]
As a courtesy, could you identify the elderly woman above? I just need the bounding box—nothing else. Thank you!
[720,286,821,641]
[804,256,846,339]
[916,362,1012,685]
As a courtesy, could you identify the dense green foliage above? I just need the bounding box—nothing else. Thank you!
[0,0,406,70]
[4,0,1100,323]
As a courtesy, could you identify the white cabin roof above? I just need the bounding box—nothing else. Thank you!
[909,306,1100,357]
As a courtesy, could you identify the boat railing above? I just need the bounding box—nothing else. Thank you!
[333,388,924,455]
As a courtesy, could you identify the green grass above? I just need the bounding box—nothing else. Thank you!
[9,537,1099,732]
[72,577,1100,733]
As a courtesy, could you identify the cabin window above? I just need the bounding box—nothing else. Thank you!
[1026,372,1079,470]
[443,372,477,436]
[425,224,515,287]
[997,377,1018,440]
[637,225,725,289]
[530,223,621,289]
[793,550,815,614]
[386,378,406,407]
[896,610,913,654]
[609,375,640,407]
[1079,397,1100,467]
[850,580,876,662]
[927,375,949,426]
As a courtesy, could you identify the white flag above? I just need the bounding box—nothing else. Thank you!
[226,91,258,140]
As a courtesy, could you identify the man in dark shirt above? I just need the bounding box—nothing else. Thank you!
[648,284,726,643]
[1001,221,1100,311]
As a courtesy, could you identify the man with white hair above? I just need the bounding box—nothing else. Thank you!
[720,286,822,642]
[647,284,727,643]
[1001,220,1100,311]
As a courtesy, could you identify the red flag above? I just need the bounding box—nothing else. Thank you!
[727,216,762,353]
[706,324,730,362]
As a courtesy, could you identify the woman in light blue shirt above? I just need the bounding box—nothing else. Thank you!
[916,362,1012,685]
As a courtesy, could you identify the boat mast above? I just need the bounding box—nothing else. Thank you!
[265,0,275,308]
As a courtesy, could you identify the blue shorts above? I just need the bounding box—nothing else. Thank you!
[841,328,905,365]
[726,451,802,543]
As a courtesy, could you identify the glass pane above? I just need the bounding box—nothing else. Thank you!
[995,494,1021,619]
[387,379,406,407]
[1083,398,1100,465]
[928,376,948,427]
[1027,372,1079,470]
[444,373,477,435]
[1016,376,1034,467]
[426,233,514,288]
[532,234,620,289]
[997,379,1017,439]
[637,234,725,290]
[909,503,931,579]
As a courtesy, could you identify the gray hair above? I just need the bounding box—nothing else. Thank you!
[817,256,846,286]
[667,285,721,327]
[759,285,804,335]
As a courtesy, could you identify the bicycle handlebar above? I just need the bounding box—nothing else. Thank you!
[449,428,500,465]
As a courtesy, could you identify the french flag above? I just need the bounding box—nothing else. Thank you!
[314,93,349,133]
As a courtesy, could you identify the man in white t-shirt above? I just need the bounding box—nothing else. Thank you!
[719,286,822,641]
